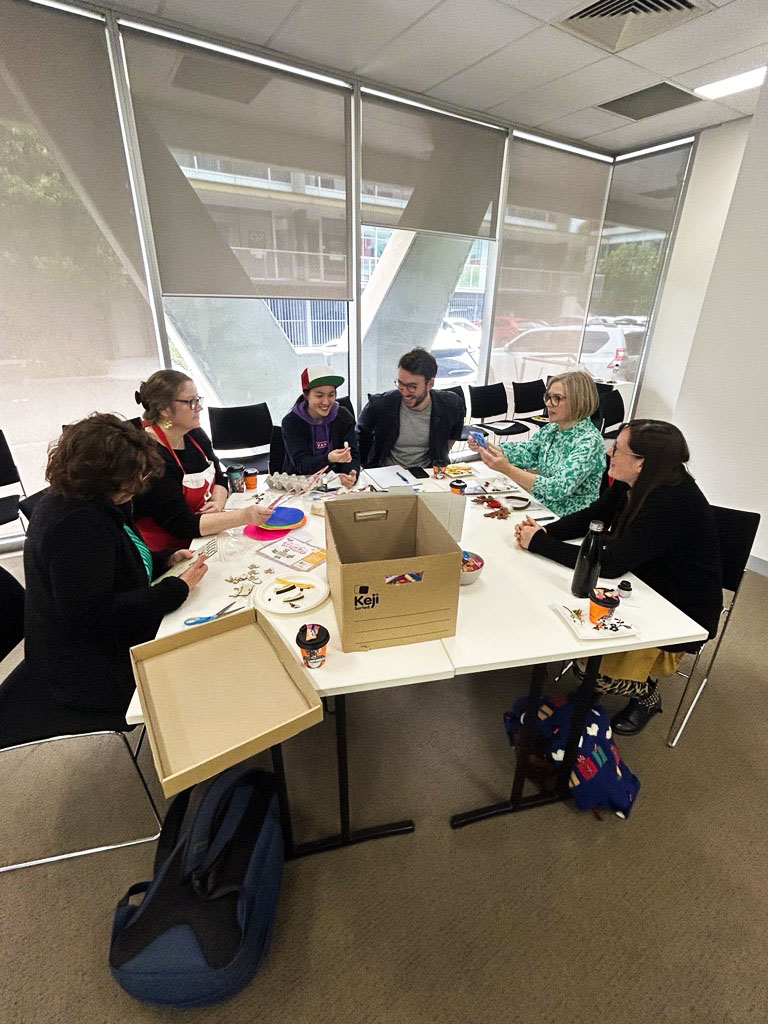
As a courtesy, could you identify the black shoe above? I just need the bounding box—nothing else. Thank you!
[611,695,662,735]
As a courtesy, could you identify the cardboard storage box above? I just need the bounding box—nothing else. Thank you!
[325,493,462,652]
[130,608,323,797]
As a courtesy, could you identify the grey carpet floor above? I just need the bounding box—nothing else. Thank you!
[1,552,767,1024]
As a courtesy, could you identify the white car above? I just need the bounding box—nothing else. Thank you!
[441,317,482,352]
[494,324,645,383]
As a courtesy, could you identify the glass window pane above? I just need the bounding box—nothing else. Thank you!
[164,297,350,428]
[490,140,610,392]
[359,227,489,397]
[361,94,505,239]
[122,30,350,300]
[0,0,158,493]
[586,145,691,383]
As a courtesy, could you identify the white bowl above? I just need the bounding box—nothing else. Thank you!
[460,550,484,586]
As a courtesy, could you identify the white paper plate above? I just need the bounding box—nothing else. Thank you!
[552,602,637,640]
[255,574,330,616]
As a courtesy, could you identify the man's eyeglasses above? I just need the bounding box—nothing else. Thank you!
[174,396,205,410]
[543,391,566,406]
[394,379,421,394]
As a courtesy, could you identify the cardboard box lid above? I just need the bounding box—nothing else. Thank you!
[130,609,323,797]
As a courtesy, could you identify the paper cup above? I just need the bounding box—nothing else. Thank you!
[296,624,330,669]
[589,588,620,625]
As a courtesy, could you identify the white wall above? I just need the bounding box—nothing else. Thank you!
[637,118,749,422]
[669,85,768,564]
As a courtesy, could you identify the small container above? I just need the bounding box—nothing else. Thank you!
[296,623,330,669]
[589,587,620,625]
[226,465,245,493]
[433,463,447,480]
[460,550,484,586]
[618,580,632,602]
[449,479,467,495]
[244,470,259,491]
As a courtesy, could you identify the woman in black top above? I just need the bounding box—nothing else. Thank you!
[0,414,208,746]
[133,371,271,551]
[281,365,360,485]
[516,420,722,735]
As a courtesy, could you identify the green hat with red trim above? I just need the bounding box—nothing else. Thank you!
[301,365,344,390]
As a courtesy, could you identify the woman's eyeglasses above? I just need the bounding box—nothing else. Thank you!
[543,391,566,406]
[174,396,205,410]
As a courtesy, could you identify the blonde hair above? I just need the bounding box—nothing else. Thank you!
[549,370,598,422]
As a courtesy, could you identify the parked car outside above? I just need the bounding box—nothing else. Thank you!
[441,316,481,352]
[492,324,645,383]
[320,331,478,386]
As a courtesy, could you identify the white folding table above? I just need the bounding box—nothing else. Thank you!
[127,472,707,848]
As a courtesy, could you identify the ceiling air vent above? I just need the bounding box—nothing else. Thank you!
[559,0,714,53]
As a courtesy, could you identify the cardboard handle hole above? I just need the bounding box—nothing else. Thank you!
[353,509,388,523]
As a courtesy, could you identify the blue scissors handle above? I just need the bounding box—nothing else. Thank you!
[184,601,241,627]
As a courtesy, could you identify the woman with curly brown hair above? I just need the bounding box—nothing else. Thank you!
[0,414,208,746]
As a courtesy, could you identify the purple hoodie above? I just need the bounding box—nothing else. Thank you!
[292,398,339,457]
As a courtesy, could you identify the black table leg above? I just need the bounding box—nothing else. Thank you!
[273,694,414,860]
[450,654,601,829]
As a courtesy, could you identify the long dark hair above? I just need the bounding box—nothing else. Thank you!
[613,419,691,539]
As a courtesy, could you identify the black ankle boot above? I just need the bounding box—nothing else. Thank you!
[611,683,662,735]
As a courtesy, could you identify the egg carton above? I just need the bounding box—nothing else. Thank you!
[265,473,313,493]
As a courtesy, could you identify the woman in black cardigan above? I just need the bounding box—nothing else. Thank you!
[516,420,722,735]
[281,365,360,485]
[0,414,208,747]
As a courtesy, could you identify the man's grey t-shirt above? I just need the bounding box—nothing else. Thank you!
[383,401,432,468]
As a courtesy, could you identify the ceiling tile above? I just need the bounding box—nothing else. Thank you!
[719,88,763,115]
[584,99,740,151]
[159,1,299,47]
[357,0,538,92]
[266,0,438,72]
[673,42,768,91]
[620,0,768,79]
[427,25,606,109]
[125,0,164,13]
[500,1,582,19]
[491,56,660,125]
[539,105,631,141]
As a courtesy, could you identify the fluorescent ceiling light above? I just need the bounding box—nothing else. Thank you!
[512,130,613,164]
[361,88,506,131]
[117,19,350,88]
[615,136,694,162]
[27,0,103,19]
[694,66,766,100]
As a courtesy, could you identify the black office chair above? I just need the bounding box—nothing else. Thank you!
[0,566,24,664]
[592,389,624,438]
[208,403,273,473]
[268,425,287,475]
[0,428,28,533]
[468,383,532,438]
[666,506,761,747]
[338,395,356,418]
[18,487,48,527]
[511,379,546,421]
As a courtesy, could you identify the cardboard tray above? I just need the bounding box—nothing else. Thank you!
[130,608,323,797]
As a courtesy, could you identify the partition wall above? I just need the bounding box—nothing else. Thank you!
[0,0,694,496]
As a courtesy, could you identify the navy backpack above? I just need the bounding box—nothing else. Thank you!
[109,763,284,1007]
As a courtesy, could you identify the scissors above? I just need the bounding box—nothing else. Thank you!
[184,601,244,627]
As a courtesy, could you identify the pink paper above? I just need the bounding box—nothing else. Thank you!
[243,524,291,541]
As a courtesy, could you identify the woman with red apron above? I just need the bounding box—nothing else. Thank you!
[135,423,218,552]
[132,371,272,552]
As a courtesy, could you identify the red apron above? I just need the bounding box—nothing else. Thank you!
[136,424,216,552]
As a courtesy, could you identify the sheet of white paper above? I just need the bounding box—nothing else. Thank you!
[363,466,418,490]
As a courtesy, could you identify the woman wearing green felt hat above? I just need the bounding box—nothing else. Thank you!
[281,365,361,488]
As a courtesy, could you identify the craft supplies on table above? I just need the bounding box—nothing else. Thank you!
[255,574,330,615]
[552,602,637,640]
[258,537,327,571]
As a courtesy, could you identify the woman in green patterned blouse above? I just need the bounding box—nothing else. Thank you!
[468,370,605,518]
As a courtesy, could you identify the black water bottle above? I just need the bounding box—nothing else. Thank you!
[571,520,604,598]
